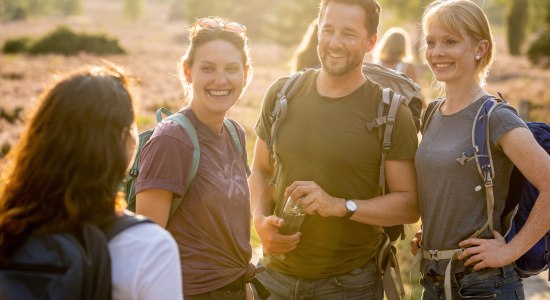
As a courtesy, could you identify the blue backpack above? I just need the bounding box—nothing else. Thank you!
[124,108,243,219]
[422,96,550,280]
[0,212,153,299]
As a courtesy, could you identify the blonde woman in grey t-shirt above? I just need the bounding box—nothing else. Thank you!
[413,1,550,299]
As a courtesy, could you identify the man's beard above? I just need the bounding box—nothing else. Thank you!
[320,48,362,76]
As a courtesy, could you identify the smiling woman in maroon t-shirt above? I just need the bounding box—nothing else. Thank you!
[135,17,257,300]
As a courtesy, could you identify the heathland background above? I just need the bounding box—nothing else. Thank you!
[0,0,549,298]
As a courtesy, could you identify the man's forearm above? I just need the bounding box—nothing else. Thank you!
[350,190,419,226]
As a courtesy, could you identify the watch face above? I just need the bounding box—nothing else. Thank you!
[346,200,357,211]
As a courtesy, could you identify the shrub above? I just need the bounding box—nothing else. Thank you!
[527,32,550,67]
[3,37,31,54]
[2,26,125,55]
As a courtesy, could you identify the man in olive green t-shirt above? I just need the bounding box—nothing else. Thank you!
[249,0,419,299]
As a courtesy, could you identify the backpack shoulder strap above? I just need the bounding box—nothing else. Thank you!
[164,112,200,218]
[469,96,505,238]
[101,212,155,241]
[420,99,442,134]
[223,118,244,157]
[365,88,404,196]
[269,68,315,152]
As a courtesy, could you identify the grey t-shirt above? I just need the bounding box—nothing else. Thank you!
[136,107,252,295]
[416,97,526,274]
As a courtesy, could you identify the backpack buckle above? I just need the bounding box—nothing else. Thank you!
[428,250,440,261]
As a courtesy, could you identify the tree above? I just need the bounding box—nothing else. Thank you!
[507,0,529,55]
[123,0,143,22]
[264,0,318,47]
[1,0,81,22]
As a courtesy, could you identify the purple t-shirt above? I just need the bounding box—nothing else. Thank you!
[136,107,251,295]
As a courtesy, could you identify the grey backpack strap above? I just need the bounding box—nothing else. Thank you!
[378,90,404,195]
[269,69,313,152]
[268,69,315,185]
[367,88,404,195]
[420,99,442,134]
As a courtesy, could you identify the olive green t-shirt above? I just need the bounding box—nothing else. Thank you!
[255,70,418,278]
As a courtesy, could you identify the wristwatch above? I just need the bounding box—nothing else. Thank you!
[344,199,357,219]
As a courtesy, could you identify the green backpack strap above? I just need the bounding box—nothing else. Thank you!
[165,113,200,219]
[223,118,244,157]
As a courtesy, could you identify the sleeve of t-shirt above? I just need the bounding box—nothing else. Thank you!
[135,120,195,197]
[489,104,528,151]
[386,103,419,160]
[254,77,290,145]
[108,223,183,300]
[136,225,183,300]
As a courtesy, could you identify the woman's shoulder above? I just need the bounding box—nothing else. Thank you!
[147,111,196,148]
[108,221,178,252]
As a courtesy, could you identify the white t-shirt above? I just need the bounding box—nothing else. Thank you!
[108,222,183,300]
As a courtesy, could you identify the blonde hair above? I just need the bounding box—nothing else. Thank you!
[373,27,413,64]
[422,0,494,85]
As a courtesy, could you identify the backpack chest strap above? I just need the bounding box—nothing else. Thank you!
[422,248,464,300]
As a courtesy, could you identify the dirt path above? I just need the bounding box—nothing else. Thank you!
[524,272,550,300]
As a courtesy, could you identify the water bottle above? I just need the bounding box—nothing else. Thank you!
[279,196,306,235]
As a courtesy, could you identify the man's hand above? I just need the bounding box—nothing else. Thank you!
[285,181,344,217]
[253,214,301,254]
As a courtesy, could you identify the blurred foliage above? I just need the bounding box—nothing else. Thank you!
[507,0,528,55]
[3,37,32,54]
[165,0,317,47]
[527,0,550,67]
[1,0,549,53]
[527,32,550,67]
[0,0,81,21]
[123,0,142,22]
[2,26,125,55]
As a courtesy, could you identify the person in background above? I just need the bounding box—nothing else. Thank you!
[372,26,418,81]
[249,0,419,299]
[135,17,263,299]
[290,18,321,72]
[412,0,550,299]
[0,65,183,300]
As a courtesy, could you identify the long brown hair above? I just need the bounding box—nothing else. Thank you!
[0,65,136,258]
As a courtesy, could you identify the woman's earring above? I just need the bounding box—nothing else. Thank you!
[475,55,481,61]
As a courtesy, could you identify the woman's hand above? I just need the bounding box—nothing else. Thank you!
[458,230,516,270]
[410,229,422,255]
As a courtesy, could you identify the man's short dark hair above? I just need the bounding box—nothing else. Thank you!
[318,0,381,36]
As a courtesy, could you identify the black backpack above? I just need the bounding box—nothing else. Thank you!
[0,212,153,300]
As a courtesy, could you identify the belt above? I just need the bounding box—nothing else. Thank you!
[217,275,245,291]
[425,266,475,283]
[216,273,270,300]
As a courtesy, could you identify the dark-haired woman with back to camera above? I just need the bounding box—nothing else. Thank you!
[0,65,183,300]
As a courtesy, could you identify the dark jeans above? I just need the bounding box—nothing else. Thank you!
[185,289,246,300]
[186,277,246,300]
[254,259,383,300]
[420,264,524,300]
